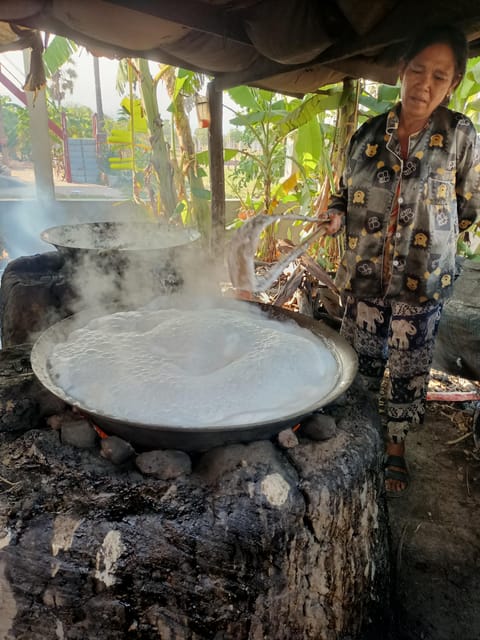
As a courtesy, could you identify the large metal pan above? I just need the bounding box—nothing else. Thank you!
[30,303,358,451]
[40,221,202,265]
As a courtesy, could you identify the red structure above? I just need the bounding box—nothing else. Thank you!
[0,64,71,180]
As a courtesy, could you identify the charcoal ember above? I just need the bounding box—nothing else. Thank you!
[135,449,192,479]
[100,435,136,464]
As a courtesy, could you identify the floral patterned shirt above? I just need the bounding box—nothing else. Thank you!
[328,103,480,303]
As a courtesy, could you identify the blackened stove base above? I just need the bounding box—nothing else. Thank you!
[0,348,390,640]
[0,252,181,348]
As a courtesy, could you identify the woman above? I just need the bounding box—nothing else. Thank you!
[321,25,480,496]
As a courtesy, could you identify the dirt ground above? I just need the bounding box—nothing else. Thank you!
[387,377,480,640]
[3,159,123,199]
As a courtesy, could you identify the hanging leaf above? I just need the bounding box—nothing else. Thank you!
[275,90,343,136]
[468,57,480,84]
[467,98,480,112]
[191,186,211,199]
[230,110,286,127]
[295,118,322,166]
[227,86,261,110]
[42,36,77,77]
[276,172,298,196]
[169,75,189,106]
[377,84,400,103]
[116,59,129,94]
[359,93,395,116]
[196,148,239,165]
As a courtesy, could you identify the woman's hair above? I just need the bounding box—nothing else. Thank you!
[401,24,469,82]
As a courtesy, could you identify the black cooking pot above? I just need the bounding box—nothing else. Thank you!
[30,303,358,451]
[40,221,202,270]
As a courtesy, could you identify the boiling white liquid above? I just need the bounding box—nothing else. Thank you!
[49,305,339,427]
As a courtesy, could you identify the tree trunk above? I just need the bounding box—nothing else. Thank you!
[163,68,211,241]
[137,59,177,217]
[22,49,55,202]
[331,78,359,188]
[207,80,225,255]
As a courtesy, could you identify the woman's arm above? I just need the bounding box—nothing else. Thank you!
[455,121,480,231]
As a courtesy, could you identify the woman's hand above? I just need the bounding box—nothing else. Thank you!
[319,211,344,236]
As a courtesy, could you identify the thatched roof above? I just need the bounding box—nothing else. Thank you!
[0,1,480,95]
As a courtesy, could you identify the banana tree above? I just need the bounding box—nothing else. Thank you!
[222,84,344,262]
[112,60,212,239]
[158,66,211,240]
[113,58,178,218]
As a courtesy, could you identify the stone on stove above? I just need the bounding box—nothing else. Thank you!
[61,418,98,449]
[100,435,136,464]
[0,252,72,347]
[135,449,192,479]
[277,427,299,448]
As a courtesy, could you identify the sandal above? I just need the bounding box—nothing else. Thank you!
[384,454,410,498]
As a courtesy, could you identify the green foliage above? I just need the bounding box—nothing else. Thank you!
[450,56,480,122]
[274,88,344,137]
[0,97,31,159]
[450,57,480,255]
[56,105,94,138]
[42,36,78,77]
[225,86,340,210]
[223,85,343,260]
[358,81,400,121]
[458,224,480,261]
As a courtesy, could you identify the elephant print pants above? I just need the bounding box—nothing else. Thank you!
[340,297,443,443]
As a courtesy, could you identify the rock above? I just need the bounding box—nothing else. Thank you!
[135,449,192,479]
[61,418,98,449]
[277,427,299,448]
[300,412,337,441]
[0,252,72,347]
[100,435,136,464]
[46,414,63,430]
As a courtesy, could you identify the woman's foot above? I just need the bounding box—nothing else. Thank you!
[384,441,410,497]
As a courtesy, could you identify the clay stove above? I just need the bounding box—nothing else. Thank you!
[0,246,391,640]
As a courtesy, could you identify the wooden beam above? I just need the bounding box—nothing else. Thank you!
[207,80,225,256]
[22,49,55,202]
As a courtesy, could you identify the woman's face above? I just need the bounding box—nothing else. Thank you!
[399,43,458,123]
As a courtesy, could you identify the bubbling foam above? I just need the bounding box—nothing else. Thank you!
[49,305,340,427]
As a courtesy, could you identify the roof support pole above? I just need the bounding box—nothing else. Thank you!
[207,80,225,255]
[22,49,55,202]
